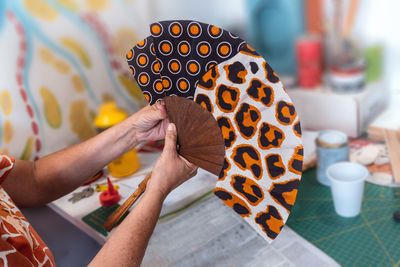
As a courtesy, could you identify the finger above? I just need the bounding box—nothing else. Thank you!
[163,123,178,156]
[160,118,170,133]
[154,100,167,119]
[148,100,167,121]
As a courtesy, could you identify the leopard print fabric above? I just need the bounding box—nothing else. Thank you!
[194,45,303,241]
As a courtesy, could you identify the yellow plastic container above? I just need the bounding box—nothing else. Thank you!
[94,102,140,177]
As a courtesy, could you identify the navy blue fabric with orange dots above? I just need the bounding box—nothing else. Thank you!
[127,36,164,104]
[127,20,245,104]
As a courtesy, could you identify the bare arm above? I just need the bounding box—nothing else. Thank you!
[2,101,169,207]
[89,184,164,266]
[89,123,197,267]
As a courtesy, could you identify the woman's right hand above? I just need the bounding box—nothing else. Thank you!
[147,123,198,198]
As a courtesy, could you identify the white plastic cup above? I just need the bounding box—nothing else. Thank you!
[326,161,369,217]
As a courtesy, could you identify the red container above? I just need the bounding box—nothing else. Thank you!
[296,36,322,88]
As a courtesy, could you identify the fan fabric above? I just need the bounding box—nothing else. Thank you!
[127,21,245,103]
[127,20,303,243]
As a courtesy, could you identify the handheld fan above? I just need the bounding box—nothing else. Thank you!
[109,20,303,242]
[104,95,226,232]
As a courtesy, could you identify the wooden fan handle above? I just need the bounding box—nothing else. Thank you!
[104,172,152,231]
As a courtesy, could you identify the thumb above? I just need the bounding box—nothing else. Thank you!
[163,123,178,156]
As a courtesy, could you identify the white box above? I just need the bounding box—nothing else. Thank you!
[287,80,389,138]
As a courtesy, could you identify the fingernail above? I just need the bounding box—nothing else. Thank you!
[168,123,175,131]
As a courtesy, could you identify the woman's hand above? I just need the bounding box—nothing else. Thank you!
[147,123,198,198]
[130,100,170,144]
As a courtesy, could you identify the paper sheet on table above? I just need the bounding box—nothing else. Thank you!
[109,153,217,216]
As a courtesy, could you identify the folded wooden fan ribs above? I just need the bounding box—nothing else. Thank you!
[164,96,225,176]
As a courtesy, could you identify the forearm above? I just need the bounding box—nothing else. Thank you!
[90,122,197,266]
[90,187,165,267]
[5,116,139,207]
[38,117,138,182]
[37,119,138,196]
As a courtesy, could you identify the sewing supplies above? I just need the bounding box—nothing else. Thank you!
[316,130,349,186]
[96,183,120,192]
[68,187,95,203]
[104,172,151,231]
[328,59,366,93]
[99,177,121,207]
[82,204,126,236]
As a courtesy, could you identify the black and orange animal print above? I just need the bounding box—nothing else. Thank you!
[127,20,303,242]
[194,46,303,241]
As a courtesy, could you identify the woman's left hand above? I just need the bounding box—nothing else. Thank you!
[131,100,169,143]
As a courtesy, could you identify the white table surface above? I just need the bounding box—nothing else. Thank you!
[141,195,339,267]
[49,152,339,266]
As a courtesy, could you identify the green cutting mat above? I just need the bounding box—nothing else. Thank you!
[287,168,400,266]
[82,204,128,236]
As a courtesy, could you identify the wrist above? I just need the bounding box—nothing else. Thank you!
[146,175,171,200]
[145,182,169,202]
[116,115,140,151]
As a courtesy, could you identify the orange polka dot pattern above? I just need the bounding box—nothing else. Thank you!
[126,36,164,103]
[127,20,245,104]
[125,20,303,243]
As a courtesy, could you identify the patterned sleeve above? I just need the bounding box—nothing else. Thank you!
[0,153,15,184]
